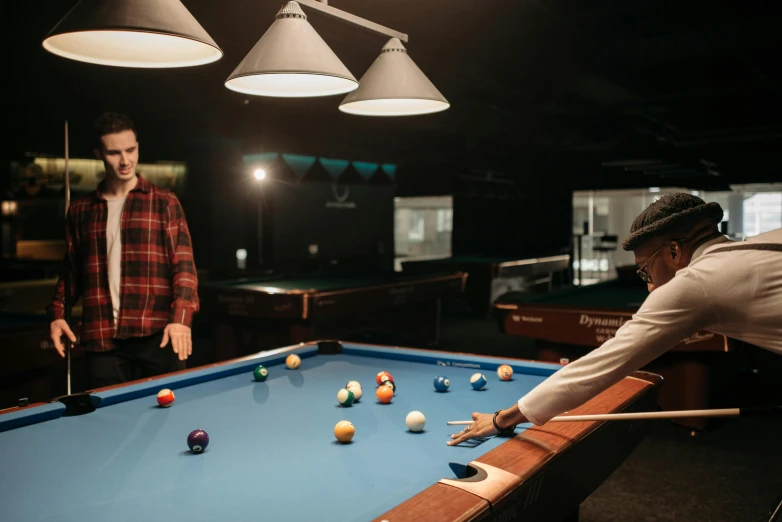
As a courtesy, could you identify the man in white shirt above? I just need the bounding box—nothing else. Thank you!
[449,193,782,445]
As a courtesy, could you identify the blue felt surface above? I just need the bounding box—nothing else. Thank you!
[0,346,552,522]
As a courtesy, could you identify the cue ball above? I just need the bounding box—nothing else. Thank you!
[337,388,355,406]
[157,389,175,407]
[470,373,487,390]
[187,429,209,453]
[334,420,355,443]
[346,381,363,402]
[433,376,450,392]
[253,365,269,382]
[497,364,513,381]
[286,354,301,369]
[376,385,394,404]
[406,411,426,432]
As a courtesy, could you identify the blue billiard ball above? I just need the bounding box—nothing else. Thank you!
[187,429,209,453]
[434,376,450,392]
[470,373,487,390]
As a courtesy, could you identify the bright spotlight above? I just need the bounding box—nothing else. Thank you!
[254,169,266,181]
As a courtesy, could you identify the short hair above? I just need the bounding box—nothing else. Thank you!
[94,112,137,148]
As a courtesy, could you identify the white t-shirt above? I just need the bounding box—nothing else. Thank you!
[518,228,782,425]
[106,197,126,321]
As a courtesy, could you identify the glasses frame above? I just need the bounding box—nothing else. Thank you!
[636,237,687,284]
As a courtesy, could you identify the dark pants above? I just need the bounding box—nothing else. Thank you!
[86,332,181,389]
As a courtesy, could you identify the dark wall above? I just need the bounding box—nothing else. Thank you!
[452,174,573,258]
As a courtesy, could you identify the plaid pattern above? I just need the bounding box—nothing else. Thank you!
[48,175,199,352]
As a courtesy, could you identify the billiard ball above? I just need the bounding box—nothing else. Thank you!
[376,385,393,404]
[433,376,450,392]
[497,364,513,381]
[187,429,209,453]
[253,365,269,382]
[376,371,393,386]
[286,354,301,369]
[337,388,355,406]
[334,420,355,443]
[470,373,487,390]
[381,378,396,392]
[156,389,175,407]
[346,381,363,402]
[406,411,426,432]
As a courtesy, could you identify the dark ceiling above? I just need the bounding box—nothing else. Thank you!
[5,0,782,191]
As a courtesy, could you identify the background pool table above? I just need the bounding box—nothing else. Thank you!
[200,271,466,359]
[0,341,660,522]
[494,279,730,430]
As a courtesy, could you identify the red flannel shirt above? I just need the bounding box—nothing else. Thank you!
[48,175,199,352]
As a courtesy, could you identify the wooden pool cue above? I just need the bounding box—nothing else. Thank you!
[64,120,72,396]
[447,406,782,425]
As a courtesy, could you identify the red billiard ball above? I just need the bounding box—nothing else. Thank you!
[187,429,209,453]
[157,389,175,408]
[376,371,393,386]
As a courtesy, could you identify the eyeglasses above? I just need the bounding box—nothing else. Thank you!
[636,238,686,284]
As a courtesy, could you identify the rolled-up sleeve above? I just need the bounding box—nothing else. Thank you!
[518,272,720,425]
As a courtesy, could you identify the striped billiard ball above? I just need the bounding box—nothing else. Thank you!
[433,376,450,392]
[157,389,175,407]
[470,373,487,390]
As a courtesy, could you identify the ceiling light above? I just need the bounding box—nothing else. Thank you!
[42,0,222,68]
[339,38,449,116]
[225,2,357,98]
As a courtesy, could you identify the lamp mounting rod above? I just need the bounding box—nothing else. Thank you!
[299,0,408,43]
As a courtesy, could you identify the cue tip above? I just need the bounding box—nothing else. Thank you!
[447,421,473,426]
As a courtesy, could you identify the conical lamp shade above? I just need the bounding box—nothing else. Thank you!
[339,38,449,116]
[42,0,222,68]
[225,2,358,98]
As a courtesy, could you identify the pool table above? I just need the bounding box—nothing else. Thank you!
[0,341,661,522]
[401,255,570,317]
[494,279,729,430]
[200,272,466,359]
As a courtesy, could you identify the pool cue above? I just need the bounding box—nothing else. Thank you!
[447,406,782,425]
[63,120,72,396]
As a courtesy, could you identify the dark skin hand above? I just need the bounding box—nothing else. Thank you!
[448,404,528,445]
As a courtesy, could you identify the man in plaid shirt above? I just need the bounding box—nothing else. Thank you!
[48,112,199,387]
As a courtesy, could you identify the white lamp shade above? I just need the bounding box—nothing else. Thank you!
[42,0,222,68]
[339,38,449,116]
[225,2,358,98]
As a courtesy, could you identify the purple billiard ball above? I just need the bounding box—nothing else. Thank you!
[187,429,209,453]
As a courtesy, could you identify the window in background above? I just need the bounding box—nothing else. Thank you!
[743,192,782,237]
[394,196,453,270]
[408,210,425,242]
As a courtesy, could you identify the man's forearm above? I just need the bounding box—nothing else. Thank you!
[498,404,528,429]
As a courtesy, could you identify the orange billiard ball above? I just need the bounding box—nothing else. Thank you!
[157,388,175,407]
[376,385,394,404]
[497,364,513,381]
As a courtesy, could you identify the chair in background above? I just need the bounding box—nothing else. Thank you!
[592,235,618,281]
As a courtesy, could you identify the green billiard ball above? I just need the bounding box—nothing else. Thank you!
[253,365,269,382]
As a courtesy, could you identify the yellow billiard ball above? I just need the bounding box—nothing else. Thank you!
[286,354,301,370]
[334,420,355,443]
